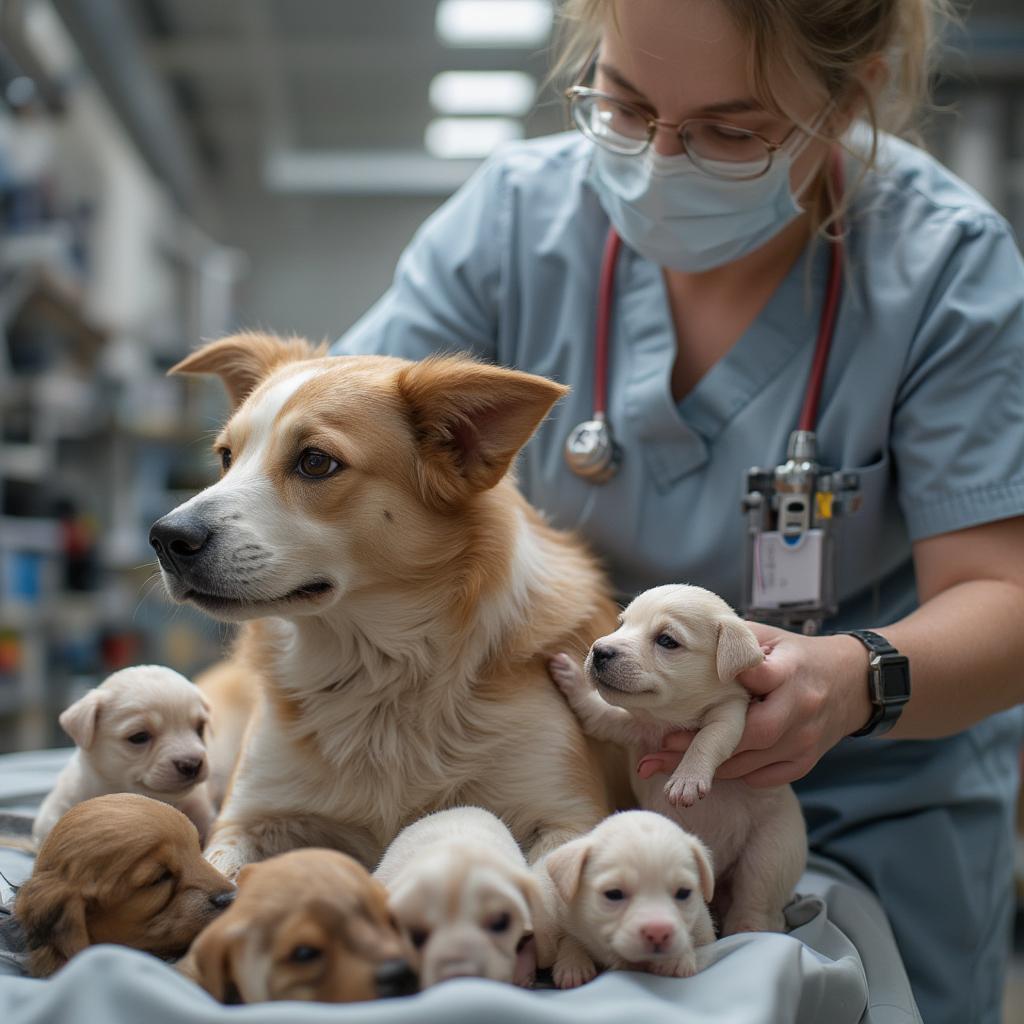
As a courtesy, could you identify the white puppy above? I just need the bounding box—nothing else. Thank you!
[550,584,807,935]
[374,807,545,988]
[33,665,215,845]
[536,810,715,988]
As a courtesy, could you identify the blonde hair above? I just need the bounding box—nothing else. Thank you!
[553,0,954,230]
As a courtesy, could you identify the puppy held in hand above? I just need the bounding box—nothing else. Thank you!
[33,665,215,846]
[550,584,806,935]
[375,807,544,988]
[536,811,715,988]
[179,848,416,1004]
[16,793,235,977]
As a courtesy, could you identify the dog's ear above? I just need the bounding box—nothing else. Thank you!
[58,690,104,750]
[170,333,323,410]
[396,356,568,507]
[543,838,590,905]
[16,874,90,977]
[715,617,764,683]
[689,837,715,904]
[184,918,242,1003]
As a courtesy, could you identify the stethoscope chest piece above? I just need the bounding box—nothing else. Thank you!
[564,413,621,483]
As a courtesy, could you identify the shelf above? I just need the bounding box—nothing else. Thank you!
[0,515,61,553]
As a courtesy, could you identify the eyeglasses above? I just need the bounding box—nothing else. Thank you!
[565,46,800,181]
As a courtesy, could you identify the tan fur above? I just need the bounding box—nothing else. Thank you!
[154,335,624,880]
[194,659,258,809]
[16,794,234,977]
[178,849,413,1004]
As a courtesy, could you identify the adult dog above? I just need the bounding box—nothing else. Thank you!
[150,334,622,878]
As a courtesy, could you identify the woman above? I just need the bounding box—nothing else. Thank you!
[333,1,1024,1020]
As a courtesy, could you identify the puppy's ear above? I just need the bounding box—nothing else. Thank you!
[396,356,568,507]
[16,874,90,977]
[170,333,323,410]
[58,690,104,750]
[715,617,764,683]
[689,837,715,904]
[544,838,590,905]
[184,919,242,1003]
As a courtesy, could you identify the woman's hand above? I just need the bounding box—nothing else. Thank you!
[635,624,873,788]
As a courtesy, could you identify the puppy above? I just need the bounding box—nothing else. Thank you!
[16,793,235,977]
[33,665,215,845]
[550,584,807,935]
[536,810,715,988]
[178,848,417,1004]
[151,334,622,879]
[374,807,545,988]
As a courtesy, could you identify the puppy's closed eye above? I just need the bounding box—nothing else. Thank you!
[408,927,429,949]
[148,869,175,888]
[485,912,510,934]
[127,731,151,745]
[655,633,681,650]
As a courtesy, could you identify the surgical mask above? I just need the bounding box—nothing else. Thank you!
[585,124,822,273]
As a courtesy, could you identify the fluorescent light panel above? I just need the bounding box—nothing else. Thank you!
[435,0,553,48]
[425,117,523,159]
[429,71,536,116]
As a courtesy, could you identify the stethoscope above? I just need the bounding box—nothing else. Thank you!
[564,153,846,483]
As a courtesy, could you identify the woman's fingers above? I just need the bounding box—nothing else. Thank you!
[634,729,694,779]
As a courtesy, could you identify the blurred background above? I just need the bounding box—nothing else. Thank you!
[0,0,1022,1013]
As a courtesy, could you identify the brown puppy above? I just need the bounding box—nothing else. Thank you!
[178,848,417,1004]
[16,793,235,977]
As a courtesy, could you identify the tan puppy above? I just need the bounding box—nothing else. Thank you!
[536,811,715,988]
[550,584,807,935]
[16,793,235,977]
[178,848,416,1004]
[374,807,545,988]
[150,334,621,879]
[33,665,215,846]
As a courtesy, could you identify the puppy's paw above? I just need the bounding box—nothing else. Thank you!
[648,953,698,979]
[664,771,713,807]
[552,948,598,989]
[548,653,586,696]
[204,842,249,881]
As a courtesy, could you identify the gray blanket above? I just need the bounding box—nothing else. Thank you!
[0,749,920,1023]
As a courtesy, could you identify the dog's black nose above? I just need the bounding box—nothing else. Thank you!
[210,889,236,909]
[375,958,418,998]
[149,514,211,567]
[174,757,203,779]
[591,643,617,670]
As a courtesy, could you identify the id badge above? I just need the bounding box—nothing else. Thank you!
[751,529,824,608]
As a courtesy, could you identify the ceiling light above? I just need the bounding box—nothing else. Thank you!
[429,71,536,116]
[435,0,554,48]
[424,117,524,159]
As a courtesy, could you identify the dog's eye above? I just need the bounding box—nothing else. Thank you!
[486,912,511,934]
[150,869,174,887]
[127,731,151,745]
[655,633,680,650]
[195,722,206,740]
[603,889,626,901]
[409,927,429,949]
[297,449,341,479]
[674,887,691,901]
[219,448,232,472]
[289,945,322,963]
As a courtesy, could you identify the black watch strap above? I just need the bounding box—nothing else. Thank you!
[835,629,911,738]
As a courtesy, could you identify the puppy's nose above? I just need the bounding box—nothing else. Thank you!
[640,921,675,950]
[375,958,418,998]
[174,757,203,779]
[210,889,236,910]
[149,514,211,569]
[590,643,617,670]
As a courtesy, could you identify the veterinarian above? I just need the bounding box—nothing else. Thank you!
[332,1,1024,1021]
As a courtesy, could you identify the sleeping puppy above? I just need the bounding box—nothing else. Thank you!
[178,848,417,1004]
[374,807,545,988]
[550,584,807,935]
[16,793,235,977]
[536,811,715,988]
[33,665,215,845]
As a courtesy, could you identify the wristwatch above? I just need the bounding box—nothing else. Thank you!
[835,629,911,737]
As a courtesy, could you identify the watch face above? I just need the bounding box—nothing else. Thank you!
[881,656,911,701]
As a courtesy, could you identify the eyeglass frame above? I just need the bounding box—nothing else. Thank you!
[565,44,804,181]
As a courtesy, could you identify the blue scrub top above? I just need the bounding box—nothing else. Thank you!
[333,129,1024,1024]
